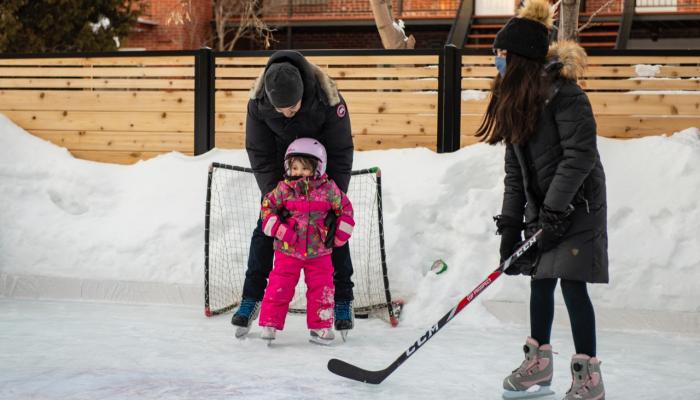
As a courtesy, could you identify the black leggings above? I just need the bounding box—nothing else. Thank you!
[530,278,597,357]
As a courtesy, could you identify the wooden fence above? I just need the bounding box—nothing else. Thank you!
[0,53,196,164]
[214,53,440,151]
[460,54,700,146]
[0,49,698,164]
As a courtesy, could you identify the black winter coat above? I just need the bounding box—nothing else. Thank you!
[501,42,609,283]
[245,50,353,194]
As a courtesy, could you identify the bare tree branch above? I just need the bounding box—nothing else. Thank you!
[369,0,415,49]
[578,0,617,33]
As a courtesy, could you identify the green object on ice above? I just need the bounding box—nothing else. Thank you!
[430,259,448,274]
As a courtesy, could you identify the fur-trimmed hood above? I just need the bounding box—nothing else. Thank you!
[547,40,587,81]
[249,50,340,106]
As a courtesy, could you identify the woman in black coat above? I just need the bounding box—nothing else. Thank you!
[476,1,608,399]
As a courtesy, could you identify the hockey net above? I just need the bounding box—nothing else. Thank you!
[204,162,397,323]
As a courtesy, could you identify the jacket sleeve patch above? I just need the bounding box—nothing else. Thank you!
[336,104,347,118]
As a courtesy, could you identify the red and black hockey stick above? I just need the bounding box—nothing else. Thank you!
[327,230,542,384]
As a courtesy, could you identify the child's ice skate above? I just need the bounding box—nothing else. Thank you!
[309,328,335,345]
[260,326,276,346]
[502,337,555,399]
[563,354,605,400]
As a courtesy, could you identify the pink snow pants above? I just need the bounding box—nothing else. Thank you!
[259,252,335,330]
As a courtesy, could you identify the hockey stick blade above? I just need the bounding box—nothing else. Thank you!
[327,358,391,384]
[327,231,542,384]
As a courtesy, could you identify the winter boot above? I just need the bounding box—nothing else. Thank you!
[309,328,335,345]
[502,337,555,399]
[563,354,605,400]
[260,326,276,345]
[231,299,260,338]
[333,300,354,341]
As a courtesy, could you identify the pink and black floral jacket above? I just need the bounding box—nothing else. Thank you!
[261,174,354,260]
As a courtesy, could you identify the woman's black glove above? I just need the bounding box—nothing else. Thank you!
[494,214,523,266]
[537,204,574,251]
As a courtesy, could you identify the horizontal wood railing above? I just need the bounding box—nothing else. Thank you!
[0,49,698,164]
[214,52,440,152]
[460,53,700,147]
[0,53,196,164]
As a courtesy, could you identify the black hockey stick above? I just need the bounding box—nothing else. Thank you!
[327,230,542,384]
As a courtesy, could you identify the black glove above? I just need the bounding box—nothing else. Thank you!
[324,212,338,248]
[494,214,523,264]
[537,204,574,251]
[278,208,291,222]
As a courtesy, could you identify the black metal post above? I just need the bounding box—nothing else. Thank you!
[446,0,475,48]
[437,44,462,153]
[194,47,215,155]
[616,0,635,50]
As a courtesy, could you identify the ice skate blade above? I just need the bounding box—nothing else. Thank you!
[309,338,334,346]
[502,385,554,399]
[340,330,349,342]
[235,326,250,339]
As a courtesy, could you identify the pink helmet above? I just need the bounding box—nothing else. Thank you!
[284,138,327,177]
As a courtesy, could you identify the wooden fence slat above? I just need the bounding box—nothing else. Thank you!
[586,56,700,65]
[215,78,439,91]
[462,78,700,91]
[460,115,700,138]
[216,55,440,66]
[461,93,700,116]
[68,149,183,164]
[583,66,700,78]
[0,90,194,111]
[0,78,194,89]
[579,79,700,91]
[215,112,436,135]
[216,66,439,79]
[0,67,194,78]
[0,56,195,66]
[3,110,193,132]
[30,129,193,152]
[353,134,437,151]
[215,91,438,114]
[462,65,700,78]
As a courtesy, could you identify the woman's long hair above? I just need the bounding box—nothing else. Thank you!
[475,53,550,145]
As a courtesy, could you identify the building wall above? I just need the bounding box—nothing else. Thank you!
[123,0,212,50]
[269,26,450,50]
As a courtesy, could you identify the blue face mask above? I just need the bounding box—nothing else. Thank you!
[495,56,507,77]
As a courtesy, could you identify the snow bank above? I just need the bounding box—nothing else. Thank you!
[1,113,699,332]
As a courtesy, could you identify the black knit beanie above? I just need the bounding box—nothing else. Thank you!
[493,18,550,60]
[493,0,553,61]
[264,62,304,108]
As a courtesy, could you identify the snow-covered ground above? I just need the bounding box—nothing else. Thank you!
[1,113,699,399]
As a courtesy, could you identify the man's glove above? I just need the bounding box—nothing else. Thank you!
[494,214,523,264]
[537,204,574,251]
[323,212,338,248]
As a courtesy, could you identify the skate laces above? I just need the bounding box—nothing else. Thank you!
[334,301,352,321]
[237,299,258,317]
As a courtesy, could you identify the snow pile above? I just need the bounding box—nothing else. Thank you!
[634,64,662,77]
[1,113,699,330]
[461,89,488,101]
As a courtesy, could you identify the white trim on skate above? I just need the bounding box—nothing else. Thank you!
[502,385,555,399]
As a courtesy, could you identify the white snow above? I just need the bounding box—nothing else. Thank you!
[461,89,488,101]
[634,64,662,78]
[1,113,699,399]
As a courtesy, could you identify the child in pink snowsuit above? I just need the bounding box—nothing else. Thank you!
[258,138,354,343]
